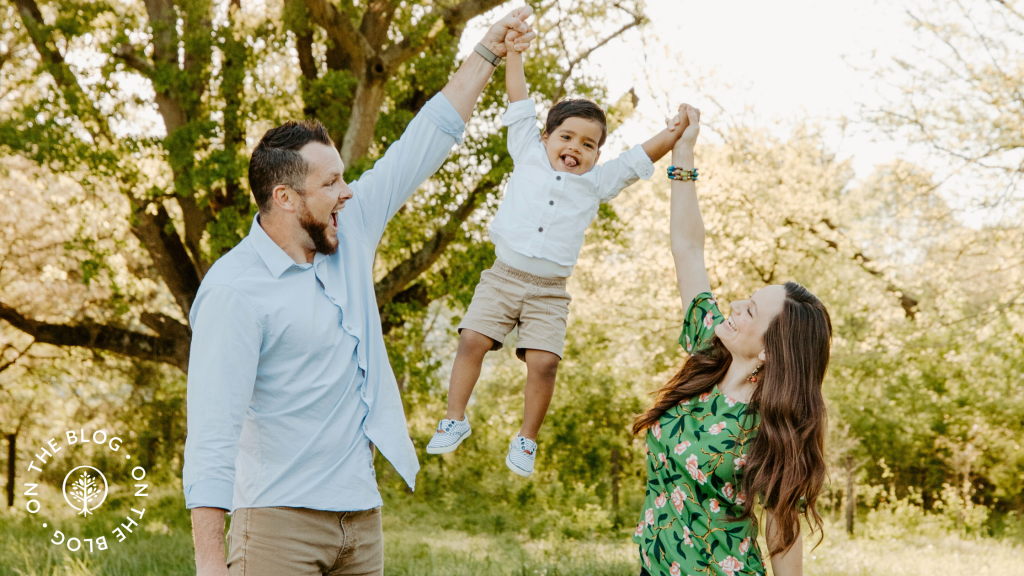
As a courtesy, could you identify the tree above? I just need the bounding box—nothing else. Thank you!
[0,0,645,371]
[869,0,1024,211]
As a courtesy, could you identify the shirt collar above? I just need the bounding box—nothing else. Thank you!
[249,214,304,278]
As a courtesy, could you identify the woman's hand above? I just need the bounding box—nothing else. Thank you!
[674,104,700,154]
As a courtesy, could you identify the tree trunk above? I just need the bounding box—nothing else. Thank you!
[845,454,856,536]
[5,433,15,507]
[610,447,621,526]
[341,71,388,166]
[833,487,843,521]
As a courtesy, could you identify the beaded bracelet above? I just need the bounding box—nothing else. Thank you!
[668,166,699,181]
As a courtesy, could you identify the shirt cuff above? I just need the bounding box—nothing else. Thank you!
[502,99,538,127]
[421,93,466,145]
[184,478,235,510]
[623,144,656,180]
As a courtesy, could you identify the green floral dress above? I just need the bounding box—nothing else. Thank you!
[634,293,764,576]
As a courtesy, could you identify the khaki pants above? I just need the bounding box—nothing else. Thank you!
[458,259,572,361]
[226,507,383,576]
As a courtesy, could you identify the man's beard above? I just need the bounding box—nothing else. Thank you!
[297,203,339,256]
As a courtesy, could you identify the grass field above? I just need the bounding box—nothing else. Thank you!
[2,492,1021,576]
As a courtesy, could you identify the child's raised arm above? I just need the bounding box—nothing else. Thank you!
[505,31,529,103]
[640,110,687,162]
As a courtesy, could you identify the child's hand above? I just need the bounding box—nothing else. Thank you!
[666,105,691,134]
[675,104,701,151]
[505,29,530,54]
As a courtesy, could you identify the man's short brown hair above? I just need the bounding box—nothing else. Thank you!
[248,120,333,212]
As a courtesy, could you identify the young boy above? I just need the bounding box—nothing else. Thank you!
[426,31,688,476]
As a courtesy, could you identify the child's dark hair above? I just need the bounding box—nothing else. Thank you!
[544,99,607,147]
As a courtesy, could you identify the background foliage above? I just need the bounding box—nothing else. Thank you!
[0,0,1023,573]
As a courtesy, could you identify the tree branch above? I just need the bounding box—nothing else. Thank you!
[303,0,372,65]
[287,0,320,83]
[140,312,192,342]
[0,303,189,371]
[14,0,112,141]
[556,12,645,100]
[0,341,33,376]
[374,178,499,306]
[379,283,431,335]
[360,0,399,49]
[380,0,506,68]
[112,45,155,76]
[129,201,202,318]
[795,218,920,319]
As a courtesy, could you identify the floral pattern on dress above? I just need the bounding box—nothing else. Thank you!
[635,292,765,576]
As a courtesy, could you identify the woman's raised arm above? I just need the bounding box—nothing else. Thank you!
[670,105,712,311]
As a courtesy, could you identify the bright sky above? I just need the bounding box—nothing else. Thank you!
[465,0,920,180]
[603,0,916,178]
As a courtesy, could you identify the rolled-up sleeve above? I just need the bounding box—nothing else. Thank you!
[182,285,263,510]
[502,99,541,163]
[348,93,465,245]
[595,144,656,202]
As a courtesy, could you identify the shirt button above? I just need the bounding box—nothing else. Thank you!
[556,175,562,181]
[549,201,554,205]
[538,227,544,232]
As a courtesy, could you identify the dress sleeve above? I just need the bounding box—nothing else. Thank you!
[678,292,724,354]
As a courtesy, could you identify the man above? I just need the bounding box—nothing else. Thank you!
[183,8,537,576]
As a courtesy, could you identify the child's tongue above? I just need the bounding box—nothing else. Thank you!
[562,155,578,169]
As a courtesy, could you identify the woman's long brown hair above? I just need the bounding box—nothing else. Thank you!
[633,282,832,557]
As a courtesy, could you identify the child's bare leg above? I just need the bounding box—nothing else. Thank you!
[445,329,495,420]
[519,349,560,440]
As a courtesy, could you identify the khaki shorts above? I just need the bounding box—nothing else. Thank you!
[458,259,572,361]
[227,506,383,576]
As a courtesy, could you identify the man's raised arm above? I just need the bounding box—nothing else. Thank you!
[441,7,534,122]
[348,7,537,244]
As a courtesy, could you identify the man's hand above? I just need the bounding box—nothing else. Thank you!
[192,507,230,576]
[441,6,537,121]
[481,6,536,58]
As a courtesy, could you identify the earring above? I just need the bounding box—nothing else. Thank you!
[747,365,762,383]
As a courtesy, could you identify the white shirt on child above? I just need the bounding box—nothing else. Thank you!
[489,99,656,277]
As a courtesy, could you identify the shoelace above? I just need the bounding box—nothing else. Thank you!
[519,437,535,455]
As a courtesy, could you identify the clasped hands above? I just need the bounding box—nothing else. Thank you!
[488,6,701,152]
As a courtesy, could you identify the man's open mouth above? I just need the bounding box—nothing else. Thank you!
[560,154,579,169]
[330,211,338,227]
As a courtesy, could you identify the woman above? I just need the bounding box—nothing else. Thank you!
[632,104,833,576]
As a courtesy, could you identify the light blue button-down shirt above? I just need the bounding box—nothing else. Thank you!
[182,94,465,512]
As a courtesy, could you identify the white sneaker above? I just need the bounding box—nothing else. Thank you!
[505,435,537,477]
[425,417,472,454]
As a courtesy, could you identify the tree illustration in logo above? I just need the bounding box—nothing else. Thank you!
[62,465,108,515]
[70,471,101,515]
